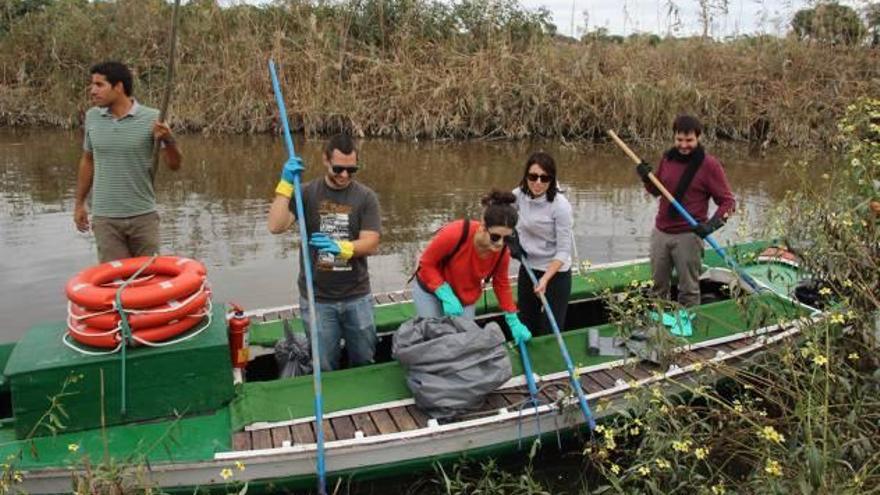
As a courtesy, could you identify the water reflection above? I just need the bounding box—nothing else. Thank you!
[0,128,800,340]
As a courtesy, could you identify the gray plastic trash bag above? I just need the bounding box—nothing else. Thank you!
[392,316,512,419]
[275,318,313,378]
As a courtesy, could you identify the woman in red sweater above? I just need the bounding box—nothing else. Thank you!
[412,190,532,344]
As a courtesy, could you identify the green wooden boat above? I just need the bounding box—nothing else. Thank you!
[0,240,819,493]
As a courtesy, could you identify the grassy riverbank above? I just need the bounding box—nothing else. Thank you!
[0,1,878,145]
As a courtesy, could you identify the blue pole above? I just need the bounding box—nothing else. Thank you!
[606,130,761,292]
[268,60,327,495]
[517,341,540,407]
[520,258,596,430]
[657,186,760,292]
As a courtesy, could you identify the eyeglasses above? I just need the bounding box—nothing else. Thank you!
[331,165,359,176]
[488,232,512,244]
[526,173,551,183]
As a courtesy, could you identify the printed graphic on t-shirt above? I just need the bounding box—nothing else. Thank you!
[317,200,352,271]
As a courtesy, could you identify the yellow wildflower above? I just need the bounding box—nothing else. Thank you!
[830,313,845,325]
[67,443,79,453]
[813,354,828,366]
[692,362,703,371]
[848,352,860,361]
[759,426,785,444]
[656,458,671,469]
[638,465,651,476]
[733,400,744,413]
[818,287,832,296]
[629,426,640,436]
[672,440,692,453]
[633,418,643,426]
[764,459,783,477]
[660,405,670,414]
[842,279,853,288]
[220,468,234,480]
[610,463,621,475]
[651,386,662,399]
[695,448,708,460]
[711,483,725,494]
[594,424,605,433]
[235,461,246,471]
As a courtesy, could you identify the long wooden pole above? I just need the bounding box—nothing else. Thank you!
[151,0,182,184]
[606,130,761,292]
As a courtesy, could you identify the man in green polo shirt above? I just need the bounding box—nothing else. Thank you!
[74,61,182,262]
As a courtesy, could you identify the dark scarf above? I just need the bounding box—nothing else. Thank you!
[664,145,705,219]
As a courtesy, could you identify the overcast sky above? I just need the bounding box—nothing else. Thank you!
[229,0,869,38]
[533,0,867,37]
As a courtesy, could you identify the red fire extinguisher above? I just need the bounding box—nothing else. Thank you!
[227,303,250,369]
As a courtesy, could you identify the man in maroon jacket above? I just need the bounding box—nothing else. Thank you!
[637,115,736,307]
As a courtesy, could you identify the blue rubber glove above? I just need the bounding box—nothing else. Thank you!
[309,232,354,260]
[281,156,304,183]
[434,283,464,317]
[505,312,532,345]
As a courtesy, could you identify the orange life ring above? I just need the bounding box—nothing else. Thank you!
[67,311,207,349]
[66,256,207,310]
[69,288,210,330]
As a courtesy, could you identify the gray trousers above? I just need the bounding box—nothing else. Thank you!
[92,212,160,263]
[649,227,704,307]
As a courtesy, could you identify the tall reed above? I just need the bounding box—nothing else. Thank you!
[0,0,877,147]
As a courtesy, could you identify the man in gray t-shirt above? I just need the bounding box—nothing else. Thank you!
[268,134,382,371]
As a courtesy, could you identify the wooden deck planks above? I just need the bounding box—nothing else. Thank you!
[271,426,292,448]
[370,410,399,435]
[251,428,273,450]
[587,370,617,390]
[320,419,336,441]
[330,416,358,440]
[351,412,380,436]
[388,406,419,432]
[406,405,430,428]
[579,374,605,394]
[232,431,252,451]
[292,423,315,444]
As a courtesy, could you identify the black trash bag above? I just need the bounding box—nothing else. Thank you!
[274,318,313,378]
[794,278,829,309]
[392,316,512,419]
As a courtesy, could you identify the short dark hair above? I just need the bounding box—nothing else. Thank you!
[324,134,358,160]
[90,61,133,96]
[518,151,559,202]
[672,115,702,137]
[481,189,518,229]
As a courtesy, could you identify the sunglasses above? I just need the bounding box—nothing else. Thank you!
[526,173,552,183]
[331,165,359,176]
[488,232,513,244]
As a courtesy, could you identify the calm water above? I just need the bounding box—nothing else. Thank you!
[0,129,795,341]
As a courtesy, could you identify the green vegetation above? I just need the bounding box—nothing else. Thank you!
[0,0,877,145]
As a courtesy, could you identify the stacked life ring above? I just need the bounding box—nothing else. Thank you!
[65,256,211,350]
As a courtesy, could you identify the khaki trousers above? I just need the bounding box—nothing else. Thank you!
[92,212,160,263]
[649,227,704,307]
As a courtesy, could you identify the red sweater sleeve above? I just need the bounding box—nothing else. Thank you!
[705,158,736,221]
[417,220,463,292]
[491,249,517,313]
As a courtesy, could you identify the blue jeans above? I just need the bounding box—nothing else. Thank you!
[299,294,377,371]
[411,281,477,319]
